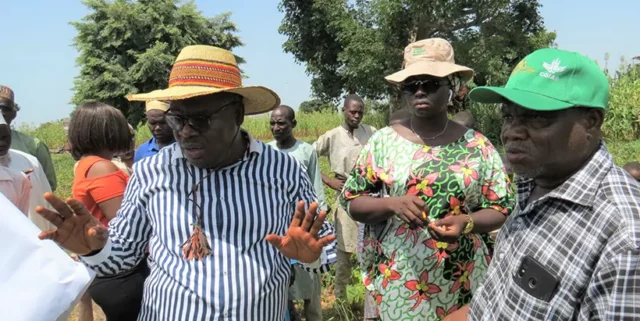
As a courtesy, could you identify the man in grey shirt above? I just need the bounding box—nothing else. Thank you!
[268,105,327,321]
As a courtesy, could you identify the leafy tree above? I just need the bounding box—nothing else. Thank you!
[71,0,243,125]
[279,0,556,115]
[299,99,336,113]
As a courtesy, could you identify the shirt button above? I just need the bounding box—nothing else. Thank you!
[220,196,225,200]
[222,234,226,238]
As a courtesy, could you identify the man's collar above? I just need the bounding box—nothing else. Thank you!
[170,130,262,165]
[516,142,612,208]
[147,137,159,152]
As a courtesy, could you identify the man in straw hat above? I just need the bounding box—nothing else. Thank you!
[36,45,337,321]
[444,48,640,321]
[0,85,57,191]
[134,100,175,162]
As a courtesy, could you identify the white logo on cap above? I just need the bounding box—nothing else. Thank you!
[540,59,566,81]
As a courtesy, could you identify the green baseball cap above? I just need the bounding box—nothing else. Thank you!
[469,48,609,111]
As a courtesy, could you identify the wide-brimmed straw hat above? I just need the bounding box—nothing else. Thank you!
[385,38,474,84]
[127,45,281,115]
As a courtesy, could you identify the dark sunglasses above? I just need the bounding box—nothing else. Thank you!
[401,78,450,93]
[165,101,237,133]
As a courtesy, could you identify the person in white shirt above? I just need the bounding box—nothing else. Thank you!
[0,117,30,215]
[8,149,55,231]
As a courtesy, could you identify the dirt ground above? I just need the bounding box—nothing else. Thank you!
[67,301,105,321]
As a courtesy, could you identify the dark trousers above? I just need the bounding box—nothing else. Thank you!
[88,260,149,321]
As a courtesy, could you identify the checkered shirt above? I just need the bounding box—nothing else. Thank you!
[469,143,640,320]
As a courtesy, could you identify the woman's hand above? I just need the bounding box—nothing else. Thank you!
[383,195,427,228]
[427,215,468,243]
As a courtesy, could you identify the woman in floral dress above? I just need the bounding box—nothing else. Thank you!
[340,38,514,321]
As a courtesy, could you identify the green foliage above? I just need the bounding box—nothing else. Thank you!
[607,140,640,166]
[242,110,387,142]
[299,100,337,113]
[279,0,556,111]
[16,121,68,151]
[602,58,640,141]
[71,0,243,125]
[467,101,503,146]
[51,154,76,200]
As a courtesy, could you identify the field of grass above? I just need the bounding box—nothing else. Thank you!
[18,111,640,321]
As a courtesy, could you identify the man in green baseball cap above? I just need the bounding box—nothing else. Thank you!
[444,48,640,321]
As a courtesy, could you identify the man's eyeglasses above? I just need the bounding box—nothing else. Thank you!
[401,78,451,93]
[165,101,237,133]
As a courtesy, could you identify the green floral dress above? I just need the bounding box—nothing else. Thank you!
[340,127,514,321]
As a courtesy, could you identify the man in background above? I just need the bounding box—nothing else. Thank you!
[134,100,175,162]
[268,105,326,321]
[313,94,376,301]
[0,116,30,215]
[0,85,56,191]
[8,148,55,232]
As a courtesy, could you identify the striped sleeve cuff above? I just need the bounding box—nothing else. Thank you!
[301,236,337,274]
[79,238,113,266]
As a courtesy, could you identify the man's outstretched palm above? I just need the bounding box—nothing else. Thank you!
[266,201,336,263]
[36,192,109,255]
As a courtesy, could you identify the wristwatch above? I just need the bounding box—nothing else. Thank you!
[462,214,474,234]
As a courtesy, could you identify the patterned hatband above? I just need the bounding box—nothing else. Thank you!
[169,58,241,89]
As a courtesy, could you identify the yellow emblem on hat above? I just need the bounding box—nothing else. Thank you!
[511,60,536,76]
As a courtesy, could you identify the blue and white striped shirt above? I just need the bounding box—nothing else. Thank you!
[81,134,337,321]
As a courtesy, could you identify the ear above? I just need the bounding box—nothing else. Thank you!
[583,108,604,133]
[292,119,297,128]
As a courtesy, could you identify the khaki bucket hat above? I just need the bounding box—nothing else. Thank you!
[385,38,474,84]
[127,45,281,115]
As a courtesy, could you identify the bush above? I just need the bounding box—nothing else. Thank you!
[467,101,503,146]
[602,62,640,141]
[17,120,67,150]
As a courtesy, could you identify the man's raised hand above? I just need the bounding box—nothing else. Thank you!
[36,193,108,255]
[266,201,336,263]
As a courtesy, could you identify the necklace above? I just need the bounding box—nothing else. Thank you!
[410,117,449,140]
[182,129,248,261]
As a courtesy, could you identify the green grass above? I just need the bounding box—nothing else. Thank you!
[52,154,76,200]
